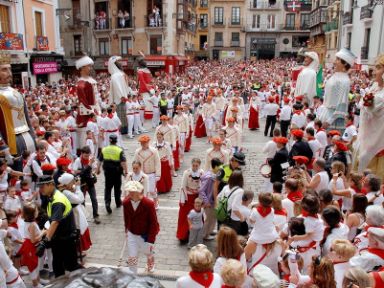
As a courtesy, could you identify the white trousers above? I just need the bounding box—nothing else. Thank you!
[134,113,143,133]
[127,115,134,137]
[126,231,155,274]
[152,108,160,128]
[205,118,215,136]
[147,173,157,199]
[179,132,186,156]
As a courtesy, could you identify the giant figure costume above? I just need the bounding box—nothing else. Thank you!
[108,55,131,104]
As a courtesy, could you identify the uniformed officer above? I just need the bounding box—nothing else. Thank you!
[213,152,246,200]
[96,134,128,214]
[37,175,81,278]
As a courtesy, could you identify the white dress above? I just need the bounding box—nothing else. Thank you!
[322,223,349,256]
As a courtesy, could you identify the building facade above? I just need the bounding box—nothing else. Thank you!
[244,0,311,59]
[193,0,209,59]
[308,0,328,64]
[59,0,195,75]
[208,0,246,60]
[340,0,384,70]
[0,0,63,86]
[324,0,340,67]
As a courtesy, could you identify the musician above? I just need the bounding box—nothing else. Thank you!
[289,129,313,167]
[225,117,242,154]
[268,137,289,184]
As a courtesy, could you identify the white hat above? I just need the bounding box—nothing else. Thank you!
[124,181,144,193]
[58,173,75,185]
[368,227,384,241]
[336,48,357,66]
[76,56,94,70]
[252,264,280,288]
[304,51,319,63]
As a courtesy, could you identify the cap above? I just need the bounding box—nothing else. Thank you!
[36,131,45,137]
[41,163,56,172]
[138,135,151,143]
[283,97,290,104]
[328,130,341,137]
[291,129,304,139]
[335,141,348,152]
[124,181,144,193]
[273,137,288,145]
[56,157,72,167]
[304,51,319,63]
[295,95,304,102]
[36,175,54,187]
[75,56,94,70]
[268,96,275,103]
[336,48,357,66]
[58,173,75,185]
[232,152,246,166]
[293,155,309,165]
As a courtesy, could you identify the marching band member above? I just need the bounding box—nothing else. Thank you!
[133,135,161,207]
[126,161,149,198]
[155,115,176,149]
[202,96,217,143]
[204,137,230,171]
[103,107,121,147]
[225,117,242,154]
[173,106,190,164]
[154,132,173,194]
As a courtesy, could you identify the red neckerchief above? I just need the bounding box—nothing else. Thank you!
[36,155,46,162]
[307,136,315,141]
[189,271,214,287]
[368,248,384,260]
[283,274,290,282]
[81,157,89,166]
[107,113,114,119]
[302,209,318,218]
[294,110,303,115]
[88,119,96,123]
[22,159,27,168]
[316,128,325,133]
[257,205,272,217]
[345,123,353,128]
[274,208,287,216]
[287,190,303,202]
[222,285,236,288]
[21,188,29,192]
[9,222,18,229]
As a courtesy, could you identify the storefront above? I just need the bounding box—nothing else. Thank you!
[250,38,276,60]
[29,54,64,86]
[144,55,189,75]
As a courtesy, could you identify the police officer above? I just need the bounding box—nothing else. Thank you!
[214,152,246,200]
[96,134,128,214]
[36,175,81,278]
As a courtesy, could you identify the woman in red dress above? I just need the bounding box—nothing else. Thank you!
[176,158,204,242]
[194,104,207,138]
[248,92,260,130]
[154,131,173,193]
[184,106,193,152]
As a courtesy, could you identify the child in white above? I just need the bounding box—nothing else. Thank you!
[187,197,204,248]
[3,186,22,214]
[7,213,23,268]
[20,180,36,203]
[85,130,95,156]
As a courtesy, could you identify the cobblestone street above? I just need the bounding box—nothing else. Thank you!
[84,118,269,280]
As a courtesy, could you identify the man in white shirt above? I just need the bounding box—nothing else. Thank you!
[262,128,280,160]
[291,103,307,130]
[263,96,279,137]
[342,114,358,145]
[314,120,327,157]
[280,97,292,137]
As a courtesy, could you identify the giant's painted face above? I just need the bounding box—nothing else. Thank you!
[0,64,12,85]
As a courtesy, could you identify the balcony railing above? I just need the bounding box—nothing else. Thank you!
[324,20,338,32]
[250,1,281,10]
[361,46,368,60]
[284,0,312,11]
[145,15,163,27]
[309,6,327,28]
[246,24,310,31]
[93,18,111,30]
[228,17,243,27]
[116,16,134,29]
[231,40,240,47]
[214,40,223,47]
[360,5,373,20]
[343,12,352,25]
[199,22,208,29]
[212,17,225,26]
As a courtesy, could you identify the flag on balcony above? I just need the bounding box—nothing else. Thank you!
[286,0,301,13]
[316,64,323,97]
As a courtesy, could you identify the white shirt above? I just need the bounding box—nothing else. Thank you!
[342,125,357,142]
[262,140,277,159]
[264,103,279,116]
[217,185,244,221]
[334,261,351,288]
[280,105,292,121]
[366,191,384,206]
[291,113,307,129]
[322,223,349,256]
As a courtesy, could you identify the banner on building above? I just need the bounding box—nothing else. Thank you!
[36,36,49,51]
[32,62,58,74]
[0,33,24,50]
[220,51,236,58]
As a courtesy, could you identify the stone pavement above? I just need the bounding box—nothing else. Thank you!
[84,118,270,280]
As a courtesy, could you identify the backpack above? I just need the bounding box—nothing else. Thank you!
[215,187,239,222]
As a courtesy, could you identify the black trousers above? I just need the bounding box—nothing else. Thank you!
[280,120,291,137]
[51,238,81,278]
[104,171,122,207]
[264,115,277,137]
[82,184,99,218]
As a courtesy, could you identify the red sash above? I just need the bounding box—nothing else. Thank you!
[189,271,214,287]
[297,241,317,253]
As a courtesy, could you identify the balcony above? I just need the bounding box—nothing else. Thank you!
[361,46,368,60]
[228,17,243,27]
[309,6,327,28]
[343,12,352,25]
[280,24,310,31]
[360,5,373,21]
[199,22,208,30]
[115,16,134,29]
[249,1,281,10]
[324,20,338,32]
[145,15,164,29]
[200,0,208,8]
[231,40,240,47]
[214,40,223,47]
[212,17,225,27]
[284,0,312,12]
[93,18,111,31]
[186,0,197,8]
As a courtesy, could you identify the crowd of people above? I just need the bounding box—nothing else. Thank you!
[0,48,383,288]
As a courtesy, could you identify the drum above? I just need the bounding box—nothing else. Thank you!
[259,164,272,178]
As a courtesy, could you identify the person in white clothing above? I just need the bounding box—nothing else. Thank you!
[364,174,384,206]
[305,127,322,158]
[150,91,160,128]
[314,120,327,157]
[342,114,358,145]
[262,128,280,161]
[176,244,222,288]
[85,114,99,156]
[126,161,149,197]
[291,103,307,130]
[279,97,292,137]
[125,95,135,138]
[304,158,329,193]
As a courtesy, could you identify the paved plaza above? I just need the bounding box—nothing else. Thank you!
[84,119,269,281]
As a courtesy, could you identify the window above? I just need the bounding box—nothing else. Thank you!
[99,38,109,55]
[364,28,371,47]
[231,7,240,25]
[0,5,10,33]
[285,13,295,29]
[200,0,208,7]
[346,32,352,49]
[150,35,162,55]
[74,35,82,55]
[200,14,208,28]
[214,7,223,25]
[231,32,240,46]
[121,37,132,55]
[214,32,223,46]
[35,11,43,36]
[252,15,260,28]
[267,14,275,29]
[301,13,310,29]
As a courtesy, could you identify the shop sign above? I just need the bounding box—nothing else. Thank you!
[220,51,235,58]
[36,36,49,51]
[32,62,58,74]
[104,60,128,67]
[147,60,165,66]
[0,33,23,50]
